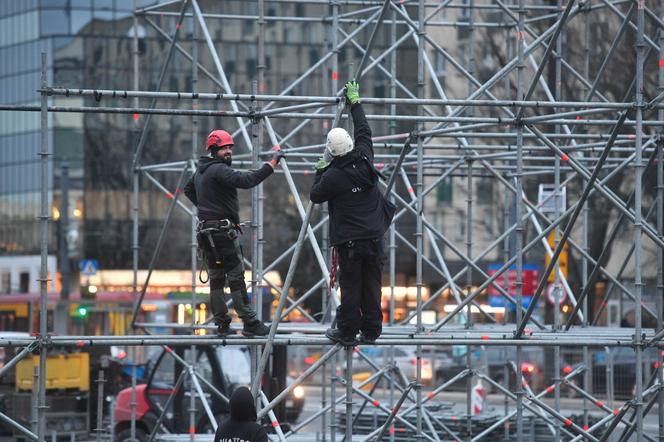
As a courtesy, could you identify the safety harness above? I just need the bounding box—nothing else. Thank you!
[196,219,240,283]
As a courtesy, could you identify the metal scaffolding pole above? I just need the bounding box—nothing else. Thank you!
[188,13,200,441]
[552,3,563,436]
[415,1,425,440]
[657,3,664,440]
[38,51,49,442]
[634,1,646,440]
[514,5,526,442]
[130,6,141,439]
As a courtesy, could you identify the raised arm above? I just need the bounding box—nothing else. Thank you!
[345,80,373,162]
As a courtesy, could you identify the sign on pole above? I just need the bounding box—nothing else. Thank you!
[79,259,99,276]
[545,231,569,283]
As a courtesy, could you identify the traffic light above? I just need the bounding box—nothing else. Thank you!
[70,304,90,323]
[76,305,89,318]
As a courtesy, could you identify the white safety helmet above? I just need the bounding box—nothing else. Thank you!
[326,127,354,157]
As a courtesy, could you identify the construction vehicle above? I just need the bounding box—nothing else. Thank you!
[0,334,137,441]
[0,338,90,440]
[114,344,304,441]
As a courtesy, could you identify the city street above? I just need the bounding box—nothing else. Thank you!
[295,386,661,440]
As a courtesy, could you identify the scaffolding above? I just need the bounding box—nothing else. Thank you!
[0,0,663,440]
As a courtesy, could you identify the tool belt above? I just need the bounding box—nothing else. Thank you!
[196,219,239,265]
[198,218,235,230]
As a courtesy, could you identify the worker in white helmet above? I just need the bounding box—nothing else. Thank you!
[310,80,395,346]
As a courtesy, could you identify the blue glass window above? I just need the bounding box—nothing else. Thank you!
[40,9,70,36]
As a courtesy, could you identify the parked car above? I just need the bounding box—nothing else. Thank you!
[114,345,304,441]
[352,346,445,385]
[592,347,660,399]
[435,346,544,392]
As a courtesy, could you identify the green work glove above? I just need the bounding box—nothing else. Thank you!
[315,158,330,170]
[345,80,360,105]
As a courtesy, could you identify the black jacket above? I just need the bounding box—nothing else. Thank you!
[214,387,268,442]
[310,103,389,246]
[184,157,273,223]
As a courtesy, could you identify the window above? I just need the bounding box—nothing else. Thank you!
[183,349,213,390]
[308,49,319,66]
[476,179,492,205]
[19,271,29,293]
[0,272,10,293]
[373,82,385,99]
[40,9,70,36]
[437,179,452,205]
[243,18,254,35]
[218,346,251,386]
[151,352,175,387]
[94,0,113,9]
[40,0,69,7]
[70,9,92,34]
[245,58,256,76]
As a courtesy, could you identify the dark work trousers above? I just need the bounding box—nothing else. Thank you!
[336,238,384,338]
[199,228,257,325]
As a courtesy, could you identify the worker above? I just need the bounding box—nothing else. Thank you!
[184,130,284,337]
[310,81,395,346]
[214,386,268,442]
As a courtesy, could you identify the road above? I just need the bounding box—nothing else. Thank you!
[291,385,661,441]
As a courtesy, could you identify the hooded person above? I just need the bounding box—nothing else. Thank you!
[214,386,268,442]
[184,130,284,337]
[310,81,395,346]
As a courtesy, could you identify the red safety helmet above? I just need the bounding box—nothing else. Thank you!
[206,130,234,150]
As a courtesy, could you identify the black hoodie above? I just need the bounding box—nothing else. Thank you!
[310,103,390,245]
[184,157,273,223]
[214,387,268,442]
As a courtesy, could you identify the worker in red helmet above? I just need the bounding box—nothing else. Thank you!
[184,130,284,337]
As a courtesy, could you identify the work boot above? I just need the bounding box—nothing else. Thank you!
[358,332,378,345]
[216,322,233,337]
[242,319,269,337]
[325,328,357,346]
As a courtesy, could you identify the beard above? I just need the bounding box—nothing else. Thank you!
[217,153,232,166]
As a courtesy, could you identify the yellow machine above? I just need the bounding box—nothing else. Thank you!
[15,352,90,392]
[0,350,91,439]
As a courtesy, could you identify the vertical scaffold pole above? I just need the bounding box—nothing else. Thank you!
[130,3,141,439]
[250,81,261,406]
[657,2,664,439]
[466,156,474,435]
[415,0,425,440]
[256,0,267,413]
[515,0,526,439]
[634,1,646,440]
[553,0,563,439]
[503,11,512,439]
[465,2,476,436]
[38,51,49,442]
[580,0,591,434]
[189,12,199,441]
[322,2,337,440]
[330,3,340,441]
[389,6,398,442]
[345,346,353,442]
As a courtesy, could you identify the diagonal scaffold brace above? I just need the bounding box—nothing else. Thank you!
[515,111,628,338]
